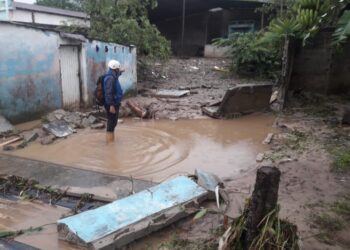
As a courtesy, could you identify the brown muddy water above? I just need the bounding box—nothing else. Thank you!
[10,113,275,182]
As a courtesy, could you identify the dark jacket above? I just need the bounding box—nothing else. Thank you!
[103,69,123,107]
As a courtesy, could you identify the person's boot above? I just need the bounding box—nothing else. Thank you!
[106,132,114,144]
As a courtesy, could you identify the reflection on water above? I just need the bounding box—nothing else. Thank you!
[10,113,275,182]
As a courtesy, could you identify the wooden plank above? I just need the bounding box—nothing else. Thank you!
[0,137,22,147]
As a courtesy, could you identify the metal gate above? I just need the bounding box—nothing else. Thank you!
[59,46,81,109]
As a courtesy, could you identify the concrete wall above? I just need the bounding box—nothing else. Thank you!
[83,41,137,106]
[290,30,350,95]
[0,22,137,123]
[0,23,62,123]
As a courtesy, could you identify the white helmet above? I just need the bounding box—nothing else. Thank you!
[108,60,121,70]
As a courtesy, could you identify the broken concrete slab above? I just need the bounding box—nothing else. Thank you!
[195,169,223,199]
[263,133,274,145]
[202,83,273,119]
[40,135,56,145]
[91,123,105,129]
[21,131,39,143]
[57,176,208,249]
[43,120,74,138]
[154,89,190,98]
[63,113,82,127]
[0,115,15,135]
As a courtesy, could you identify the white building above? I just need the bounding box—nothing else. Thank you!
[0,0,90,27]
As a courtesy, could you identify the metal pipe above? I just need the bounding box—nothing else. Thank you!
[181,0,186,55]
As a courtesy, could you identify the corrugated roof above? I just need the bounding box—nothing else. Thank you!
[13,2,89,19]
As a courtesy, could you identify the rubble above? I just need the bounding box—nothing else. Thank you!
[256,153,265,162]
[0,115,15,135]
[263,133,274,145]
[91,123,105,129]
[202,83,274,119]
[41,135,56,145]
[43,120,75,138]
[342,109,350,125]
[154,89,190,98]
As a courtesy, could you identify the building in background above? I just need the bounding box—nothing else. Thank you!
[0,23,136,123]
[150,0,270,57]
[0,0,89,27]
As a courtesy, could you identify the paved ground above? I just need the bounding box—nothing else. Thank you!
[0,154,154,201]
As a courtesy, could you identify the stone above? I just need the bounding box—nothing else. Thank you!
[43,120,74,138]
[16,141,28,149]
[3,145,15,151]
[21,131,39,143]
[262,133,274,144]
[81,118,92,128]
[88,115,98,124]
[342,110,350,125]
[0,115,14,135]
[256,153,264,163]
[41,135,56,145]
[91,123,105,129]
[53,109,67,120]
[63,113,82,127]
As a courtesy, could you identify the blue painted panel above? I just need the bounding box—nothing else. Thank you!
[85,40,136,104]
[0,24,62,123]
[58,176,207,243]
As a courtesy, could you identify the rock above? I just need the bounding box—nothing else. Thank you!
[88,115,98,124]
[81,118,92,128]
[43,120,74,138]
[342,110,350,125]
[270,91,278,104]
[263,133,274,145]
[118,119,124,124]
[0,115,14,135]
[256,153,264,162]
[41,135,56,145]
[91,123,105,129]
[21,131,39,143]
[3,145,15,151]
[16,140,28,149]
[63,113,82,127]
[53,109,67,120]
[46,113,58,123]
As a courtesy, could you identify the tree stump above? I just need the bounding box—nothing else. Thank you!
[243,166,281,249]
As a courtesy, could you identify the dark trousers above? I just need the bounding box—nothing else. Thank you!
[105,105,120,132]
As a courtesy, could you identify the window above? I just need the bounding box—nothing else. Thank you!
[228,21,255,38]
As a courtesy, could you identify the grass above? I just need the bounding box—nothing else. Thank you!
[312,213,345,232]
[158,234,217,250]
[331,196,350,217]
[332,148,350,173]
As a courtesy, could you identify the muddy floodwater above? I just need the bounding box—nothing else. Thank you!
[10,114,275,182]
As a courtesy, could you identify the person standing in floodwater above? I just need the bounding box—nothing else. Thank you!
[104,60,124,143]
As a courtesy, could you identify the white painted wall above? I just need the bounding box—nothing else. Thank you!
[7,7,90,27]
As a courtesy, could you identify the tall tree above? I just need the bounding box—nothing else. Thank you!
[37,0,170,59]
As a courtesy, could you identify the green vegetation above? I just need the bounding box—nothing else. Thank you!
[37,0,171,60]
[331,148,350,172]
[214,32,281,78]
[333,10,350,47]
[215,0,347,78]
[223,205,300,250]
[331,196,350,217]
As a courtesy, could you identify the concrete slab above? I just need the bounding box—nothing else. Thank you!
[154,89,190,98]
[202,83,273,118]
[43,120,74,138]
[57,176,208,249]
[0,115,15,135]
[0,155,154,200]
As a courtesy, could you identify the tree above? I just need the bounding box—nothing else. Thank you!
[37,0,171,60]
